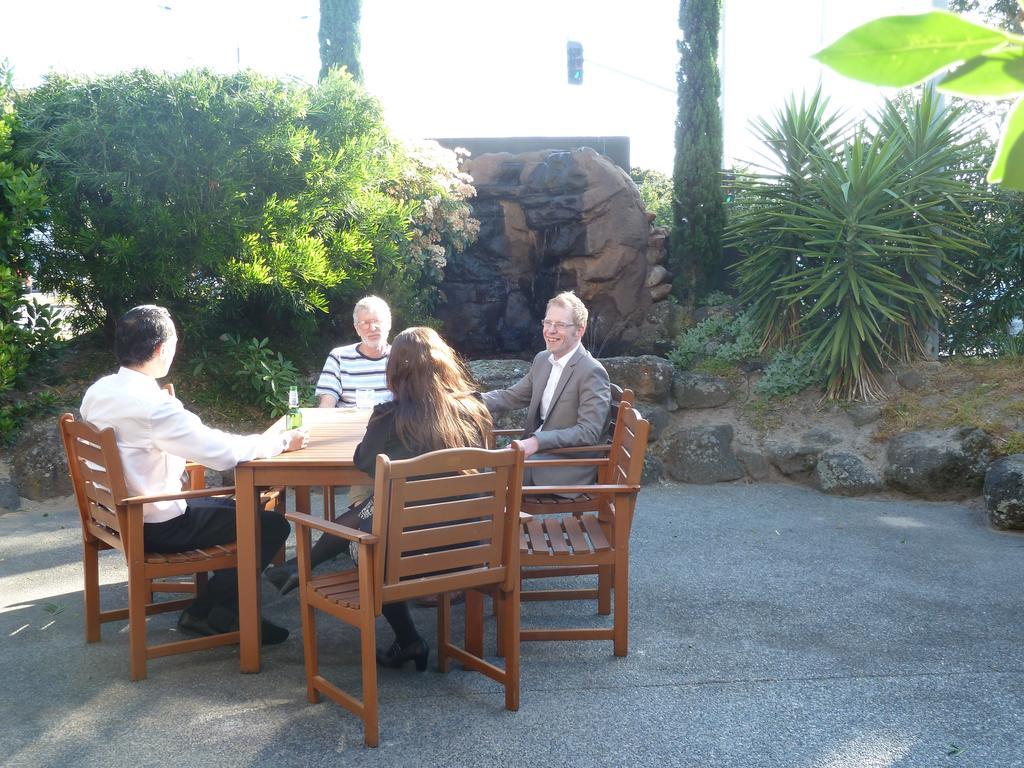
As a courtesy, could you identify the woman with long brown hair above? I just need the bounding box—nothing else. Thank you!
[268,327,493,668]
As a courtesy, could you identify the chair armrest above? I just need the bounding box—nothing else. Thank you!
[544,444,613,456]
[121,486,237,505]
[521,483,640,497]
[285,510,379,544]
[522,457,611,468]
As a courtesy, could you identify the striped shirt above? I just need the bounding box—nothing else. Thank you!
[315,342,393,408]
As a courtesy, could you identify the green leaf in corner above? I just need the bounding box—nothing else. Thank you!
[43,602,65,615]
[940,49,1024,97]
[988,97,1024,189]
[814,11,1012,87]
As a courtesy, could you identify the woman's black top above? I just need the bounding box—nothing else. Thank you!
[353,396,486,478]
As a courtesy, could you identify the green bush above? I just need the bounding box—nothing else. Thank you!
[13,69,476,346]
[192,335,307,417]
[943,143,1024,356]
[0,390,58,447]
[668,311,759,371]
[728,87,985,399]
[629,167,672,228]
[754,347,818,398]
[0,62,53,403]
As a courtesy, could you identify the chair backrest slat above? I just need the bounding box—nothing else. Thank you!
[60,413,132,546]
[373,445,523,609]
[399,469,506,504]
[397,518,496,553]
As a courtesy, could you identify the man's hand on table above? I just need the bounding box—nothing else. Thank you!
[283,428,309,452]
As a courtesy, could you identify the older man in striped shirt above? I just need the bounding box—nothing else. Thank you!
[315,295,393,409]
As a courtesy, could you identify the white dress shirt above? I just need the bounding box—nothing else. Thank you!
[539,342,581,423]
[81,367,289,523]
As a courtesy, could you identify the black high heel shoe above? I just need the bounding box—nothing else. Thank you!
[376,638,429,671]
[265,562,300,596]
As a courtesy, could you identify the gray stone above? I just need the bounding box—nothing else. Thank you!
[645,265,670,288]
[848,403,883,427]
[600,355,674,402]
[641,454,663,486]
[634,401,670,442]
[0,480,20,513]
[884,427,993,500]
[735,448,771,481]
[11,419,72,501]
[765,429,839,477]
[814,452,883,496]
[649,283,673,301]
[468,359,532,392]
[983,454,1024,530]
[662,425,744,484]
[896,368,925,391]
[765,442,820,477]
[801,428,840,447]
[672,371,733,409]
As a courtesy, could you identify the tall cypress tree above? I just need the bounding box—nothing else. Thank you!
[319,0,362,82]
[672,0,724,307]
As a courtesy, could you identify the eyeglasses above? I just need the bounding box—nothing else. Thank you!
[541,320,576,331]
[356,319,386,330]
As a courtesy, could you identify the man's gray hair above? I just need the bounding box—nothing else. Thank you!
[352,295,392,325]
[547,291,588,329]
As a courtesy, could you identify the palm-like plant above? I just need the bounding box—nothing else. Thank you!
[729,88,848,349]
[729,87,985,399]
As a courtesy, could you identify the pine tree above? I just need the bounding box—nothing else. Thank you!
[319,0,362,82]
[672,0,724,307]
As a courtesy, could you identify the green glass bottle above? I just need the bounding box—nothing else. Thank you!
[286,386,302,429]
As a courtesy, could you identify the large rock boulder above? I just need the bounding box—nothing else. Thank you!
[600,355,674,403]
[439,148,669,356]
[468,359,531,392]
[0,479,20,512]
[672,372,733,409]
[885,428,992,499]
[765,429,840,477]
[11,419,72,501]
[662,424,744,484]
[983,454,1024,530]
[814,452,883,496]
[634,401,670,442]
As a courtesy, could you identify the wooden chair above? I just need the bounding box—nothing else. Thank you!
[286,444,525,748]
[514,403,649,656]
[59,413,243,681]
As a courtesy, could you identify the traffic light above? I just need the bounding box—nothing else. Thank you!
[567,41,583,85]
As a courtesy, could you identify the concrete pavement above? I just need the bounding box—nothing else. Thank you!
[1,483,1022,767]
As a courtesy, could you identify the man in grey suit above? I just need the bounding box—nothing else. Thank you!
[482,291,611,487]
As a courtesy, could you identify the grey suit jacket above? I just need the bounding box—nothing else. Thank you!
[482,346,611,486]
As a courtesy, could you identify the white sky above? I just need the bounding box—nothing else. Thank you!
[1,0,942,172]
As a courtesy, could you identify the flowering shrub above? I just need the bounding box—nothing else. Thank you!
[376,141,480,324]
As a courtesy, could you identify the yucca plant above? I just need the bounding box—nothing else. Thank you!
[729,87,986,400]
[729,88,848,349]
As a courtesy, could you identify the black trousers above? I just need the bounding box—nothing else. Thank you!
[143,497,290,617]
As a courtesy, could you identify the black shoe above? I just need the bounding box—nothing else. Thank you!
[265,563,300,596]
[376,638,429,671]
[204,604,291,646]
[177,608,220,638]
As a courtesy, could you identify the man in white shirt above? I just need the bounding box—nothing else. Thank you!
[81,305,307,644]
[482,291,611,487]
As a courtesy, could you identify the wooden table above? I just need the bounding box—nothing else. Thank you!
[234,407,372,672]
